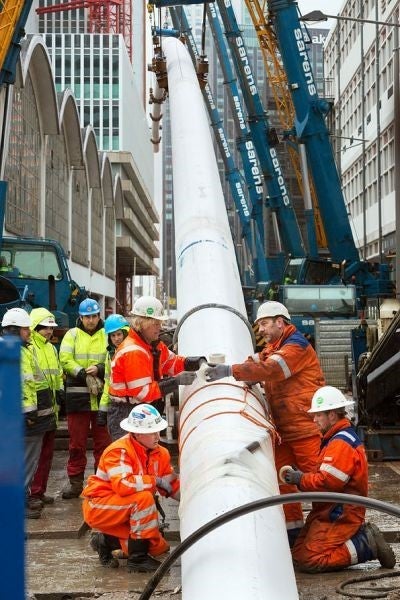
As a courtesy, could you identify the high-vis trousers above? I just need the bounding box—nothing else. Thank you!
[275,434,321,531]
[292,514,363,572]
[82,490,168,556]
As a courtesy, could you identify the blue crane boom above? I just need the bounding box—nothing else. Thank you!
[213,0,305,259]
[151,0,306,261]
[266,0,393,299]
[267,0,357,264]
[205,3,265,248]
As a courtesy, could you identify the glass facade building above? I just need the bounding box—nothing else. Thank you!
[44,33,122,151]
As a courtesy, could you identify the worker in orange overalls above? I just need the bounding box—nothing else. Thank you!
[108,295,205,417]
[283,386,396,572]
[82,403,180,572]
[204,301,325,546]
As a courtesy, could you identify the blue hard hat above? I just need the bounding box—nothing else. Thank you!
[104,313,129,335]
[79,298,100,316]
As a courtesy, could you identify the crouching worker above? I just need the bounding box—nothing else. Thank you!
[82,404,179,573]
[283,386,396,573]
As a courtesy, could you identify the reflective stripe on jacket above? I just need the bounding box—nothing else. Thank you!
[82,434,179,499]
[99,352,111,411]
[232,324,325,441]
[28,330,63,433]
[298,418,367,527]
[21,344,37,414]
[59,325,106,412]
[109,329,185,403]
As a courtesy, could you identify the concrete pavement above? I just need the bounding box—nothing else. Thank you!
[26,447,400,600]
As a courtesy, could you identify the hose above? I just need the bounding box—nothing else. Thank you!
[138,491,400,600]
[172,302,256,349]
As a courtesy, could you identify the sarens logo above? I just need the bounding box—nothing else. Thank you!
[235,182,250,218]
[270,148,289,206]
[293,28,317,96]
[236,37,257,96]
[245,140,263,196]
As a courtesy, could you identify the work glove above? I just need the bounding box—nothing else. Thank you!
[283,466,304,486]
[175,371,197,385]
[158,372,197,396]
[184,356,207,371]
[25,410,38,428]
[156,474,178,496]
[204,364,232,382]
[96,410,108,427]
[158,377,179,396]
[77,368,87,382]
[86,374,104,395]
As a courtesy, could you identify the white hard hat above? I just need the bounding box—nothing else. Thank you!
[120,404,168,433]
[1,307,32,328]
[308,386,354,413]
[30,307,58,329]
[256,301,291,322]
[130,296,168,321]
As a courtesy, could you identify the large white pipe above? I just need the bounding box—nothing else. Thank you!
[163,37,298,599]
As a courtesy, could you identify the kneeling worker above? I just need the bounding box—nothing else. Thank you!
[82,404,179,572]
[283,386,396,572]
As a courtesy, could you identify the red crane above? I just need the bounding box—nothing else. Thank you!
[36,0,132,61]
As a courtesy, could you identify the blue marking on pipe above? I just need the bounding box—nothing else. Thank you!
[177,238,229,263]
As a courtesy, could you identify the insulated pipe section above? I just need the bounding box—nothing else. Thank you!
[163,36,299,600]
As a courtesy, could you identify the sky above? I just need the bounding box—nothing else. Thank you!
[297,0,344,29]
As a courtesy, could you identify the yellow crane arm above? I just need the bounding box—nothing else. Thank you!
[0,0,27,74]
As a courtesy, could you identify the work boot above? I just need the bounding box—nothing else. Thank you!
[287,527,303,549]
[26,506,42,519]
[28,497,44,510]
[364,523,396,569]
[126,539,161,573]
[90,532,119,568]
[62,474,84,499]
[40,494,55,505]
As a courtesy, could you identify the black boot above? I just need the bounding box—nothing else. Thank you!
[90,532,119,568]
[127,539,161,573]
[62,474,84,499]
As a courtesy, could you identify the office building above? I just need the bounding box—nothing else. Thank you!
[324,0,398,282]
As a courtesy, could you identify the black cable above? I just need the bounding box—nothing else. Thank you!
[336,570,400,599]
[138,491,400,600]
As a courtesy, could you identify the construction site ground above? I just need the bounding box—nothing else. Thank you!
[27,429,400,600]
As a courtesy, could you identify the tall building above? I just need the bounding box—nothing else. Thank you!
[30,1,160,310]
[303,27,331,96]
[324,0,398,284]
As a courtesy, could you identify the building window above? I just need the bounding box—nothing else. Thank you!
[4,73,41,236]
